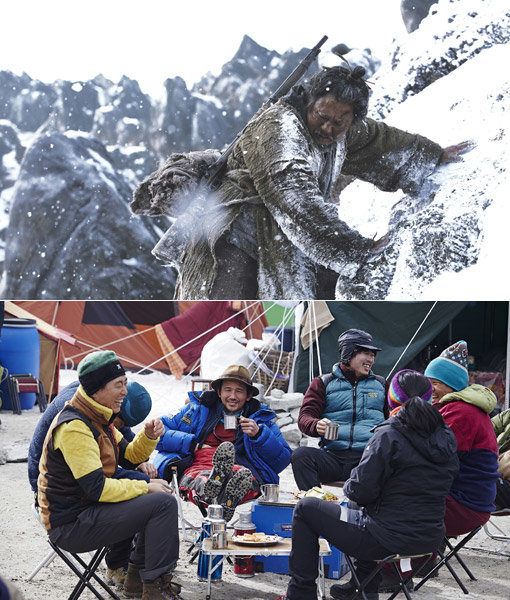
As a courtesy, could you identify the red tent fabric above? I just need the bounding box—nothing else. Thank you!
[156,301,267,378]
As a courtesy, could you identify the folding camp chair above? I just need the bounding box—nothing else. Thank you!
[343,552,433,600]
[7,373,47,414]
[28,502,118,600]
[466,508,510,557]
[169,465,203,543]
[47,541,121,600]
[414,526,482,595]
[27,503,77,582]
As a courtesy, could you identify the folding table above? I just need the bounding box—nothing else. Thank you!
[200,536,331,600]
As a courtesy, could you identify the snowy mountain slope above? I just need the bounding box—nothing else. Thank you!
[369,0,510,118]
[337,42,510,300]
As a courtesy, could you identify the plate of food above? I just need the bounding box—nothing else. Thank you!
[231,533,283,546]
[293,487,339,501]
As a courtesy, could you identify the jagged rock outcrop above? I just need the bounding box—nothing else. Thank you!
[370,0,510,119]
[7,77,57,132]
[400,0,438,33]
[93,76,153,147]
[0,120,24,191]
[160,76,194,153]
[3,131,175,298]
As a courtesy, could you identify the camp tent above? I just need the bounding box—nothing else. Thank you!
[4,301,76,399]
[12,300,268,381]
[14,301,170,372]
[293,301,509,407]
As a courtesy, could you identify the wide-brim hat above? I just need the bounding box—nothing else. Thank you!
[210,365,259,397]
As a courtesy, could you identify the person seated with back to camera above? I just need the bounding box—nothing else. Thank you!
[291,329,387,492]
[28,378,155,591]
[153,364,291,521]
[275,369,459,600]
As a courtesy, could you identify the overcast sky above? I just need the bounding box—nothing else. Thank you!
[2,0,406,98]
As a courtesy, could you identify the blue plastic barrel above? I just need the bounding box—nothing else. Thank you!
[0,317,40,410]
[264,327,295,353]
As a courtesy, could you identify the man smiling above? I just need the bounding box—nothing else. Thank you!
[37,350,182,600]
[153,365,291,521]
[291,329,387,491]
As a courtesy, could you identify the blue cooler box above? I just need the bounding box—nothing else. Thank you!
[250,500,349,579]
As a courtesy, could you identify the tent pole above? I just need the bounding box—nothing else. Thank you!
[506,302,510,411]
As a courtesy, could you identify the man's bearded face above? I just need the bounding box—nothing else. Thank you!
[306,93,354,147]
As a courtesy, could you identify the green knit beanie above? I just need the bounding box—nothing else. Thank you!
[78,350,125,396]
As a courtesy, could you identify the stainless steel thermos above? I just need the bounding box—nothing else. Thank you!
[197,504,227,581]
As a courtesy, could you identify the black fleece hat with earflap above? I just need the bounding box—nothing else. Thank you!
[338,329,381,364]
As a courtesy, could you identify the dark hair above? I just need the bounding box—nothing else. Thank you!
[397,397,445,436]
[306,65,370,121]
[397,370,432,400]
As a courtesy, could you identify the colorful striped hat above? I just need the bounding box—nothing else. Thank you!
[424,340,469,392]
[388,369,433,409]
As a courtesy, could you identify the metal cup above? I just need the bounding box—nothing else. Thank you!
[260,483,279,502]
[324,422,339,440]
[212,530,227,549]
[224,414,238,429]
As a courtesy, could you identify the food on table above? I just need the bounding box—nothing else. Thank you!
[293,487,339,501]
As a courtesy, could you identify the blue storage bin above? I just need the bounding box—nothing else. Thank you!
[0,318,40,410]
[250,500,349,579]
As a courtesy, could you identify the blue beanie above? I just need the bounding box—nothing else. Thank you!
[424,340,469,392]
[120,382,152,427]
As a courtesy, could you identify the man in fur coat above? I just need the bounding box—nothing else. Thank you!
[134,65,468,299]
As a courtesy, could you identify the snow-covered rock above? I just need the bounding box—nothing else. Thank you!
[2,130,175,298]
[337,38,510,299]
[370,0,510,118]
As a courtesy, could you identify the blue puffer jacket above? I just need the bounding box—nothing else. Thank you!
[322,363,386,452]
[154,390,291,484]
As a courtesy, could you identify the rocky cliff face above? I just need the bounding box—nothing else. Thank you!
[0,35,313,298]
[4,132,172,299]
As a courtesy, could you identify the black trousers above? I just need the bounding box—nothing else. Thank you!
[286,497,392,600]
[105,536,134,570]
[291,446,362,491]
[49,493,179,582]
[495,477,510,509]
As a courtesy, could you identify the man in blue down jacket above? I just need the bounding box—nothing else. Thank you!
[154,365,291,520]
[292,328,387,491]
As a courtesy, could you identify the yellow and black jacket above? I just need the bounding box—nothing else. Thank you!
[38,385,158,530]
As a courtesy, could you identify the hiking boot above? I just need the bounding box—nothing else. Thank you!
[106,566,127,589]
[378,572,414,593]
[203,442,235,502]
[220,467,253,521]
[142,574,182,600]
[123,564,143,598]
[329,577,355,597]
